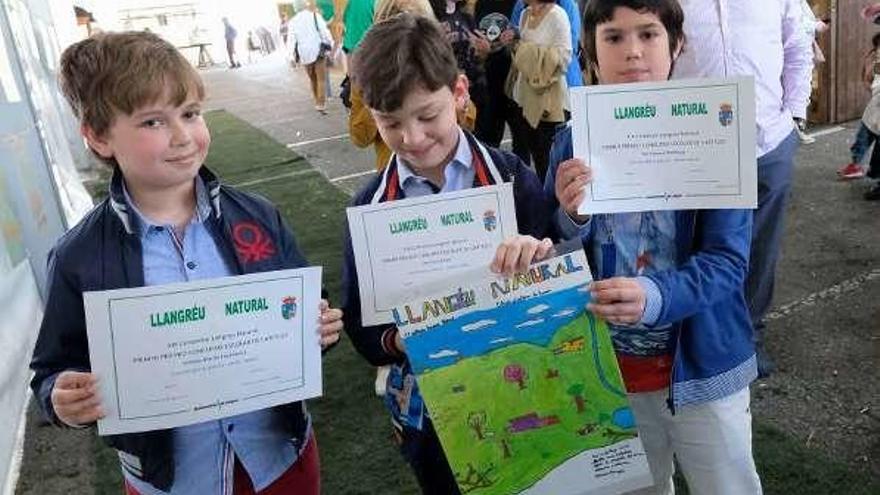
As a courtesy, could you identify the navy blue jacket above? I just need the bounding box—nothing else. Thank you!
[547,125,757,410]
[342,132,557,367]
[29,167,311,491]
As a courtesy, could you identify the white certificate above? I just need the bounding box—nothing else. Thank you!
[84,268,323,435]
[571,77,757,214]
[347,183,518,326]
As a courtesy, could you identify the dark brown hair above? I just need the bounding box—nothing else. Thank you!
[583,0,685,73]
[350,13,458,112]
[59,31,205,162]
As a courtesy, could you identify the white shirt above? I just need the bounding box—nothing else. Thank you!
[672,0,814,157]
[287,9,332,65]
[514,5,572,111]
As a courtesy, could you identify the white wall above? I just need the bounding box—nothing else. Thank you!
[0,265,42,495]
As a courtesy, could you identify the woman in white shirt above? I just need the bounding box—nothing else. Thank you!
[288,0,334,113]
[508,0,571,182]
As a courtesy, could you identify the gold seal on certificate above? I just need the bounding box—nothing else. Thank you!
[83,268,323,435]
[346,183,518,326]
[570,77,757,214]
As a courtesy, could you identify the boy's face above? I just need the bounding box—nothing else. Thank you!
[594,7,678,84]
[85,87,210,195]
[371,76,468,175]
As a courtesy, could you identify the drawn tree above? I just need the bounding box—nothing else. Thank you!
[503,363,526,389]
[457,463,496,492]
[467,411,488,440]
[567,383,586,413]
[500,435,512,458]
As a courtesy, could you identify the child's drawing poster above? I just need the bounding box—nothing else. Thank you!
[396,251,653,495]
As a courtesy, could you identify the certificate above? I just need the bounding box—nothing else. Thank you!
[84,268,322,435]
[346,183,518,326]
[571,77,757,214]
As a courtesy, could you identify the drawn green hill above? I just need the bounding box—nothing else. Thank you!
[416,313,635,494]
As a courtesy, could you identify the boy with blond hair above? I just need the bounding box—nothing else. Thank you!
[30,31,342,494]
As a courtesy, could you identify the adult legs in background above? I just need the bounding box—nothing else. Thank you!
[839,123,875,179]
[521,119,563,184]
[226,39,239,68]
[305,59,327,112]
[746,130,799,377]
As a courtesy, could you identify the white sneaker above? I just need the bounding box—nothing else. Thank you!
[797,128,815,144]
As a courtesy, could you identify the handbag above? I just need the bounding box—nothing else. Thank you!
[313,13,332,60]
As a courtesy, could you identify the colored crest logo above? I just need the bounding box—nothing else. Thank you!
[281,296,297,320]
[719,103,734,127]
[483,209,497,232]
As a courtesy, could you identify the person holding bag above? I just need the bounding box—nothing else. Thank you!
[289,0,334,113]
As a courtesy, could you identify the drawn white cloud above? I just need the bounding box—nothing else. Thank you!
[553,308,577,318]
[490,337,512,344]
[527,304,550,315]
[516,318,544,328]
[577,284,591,293]
[461,319,497,332]
[429,349,459,359]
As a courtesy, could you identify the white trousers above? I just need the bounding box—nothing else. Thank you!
[627,387,762,495]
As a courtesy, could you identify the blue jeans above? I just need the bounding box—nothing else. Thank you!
[746,130,799,339]
[851,122,876,164]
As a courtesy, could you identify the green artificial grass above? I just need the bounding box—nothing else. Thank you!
[88,111,878,495]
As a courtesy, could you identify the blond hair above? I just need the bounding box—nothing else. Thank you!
[59,31,205,139]
[373,0,435,22]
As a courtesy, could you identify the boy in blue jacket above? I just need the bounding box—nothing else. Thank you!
[342,14,557,494]
[30,31,342,494]
[546,1,762,493]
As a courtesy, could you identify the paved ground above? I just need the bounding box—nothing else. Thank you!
[16,53,880,493]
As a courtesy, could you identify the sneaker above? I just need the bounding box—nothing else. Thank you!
[837,162,866,180]
[315,104,327,115]
[796,127,815,144]
[865,183,880,201]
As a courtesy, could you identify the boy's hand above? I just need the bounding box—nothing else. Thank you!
[555,158,592,224]
[51,371,104,427]
[318,299,342,350]
[491,235,554,277]
[587,277,646,326]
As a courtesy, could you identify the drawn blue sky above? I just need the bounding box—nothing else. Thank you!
[405,284,592,373]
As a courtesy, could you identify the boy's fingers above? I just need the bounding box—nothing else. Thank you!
[490,245,506,273]
[534,238,554,262]
[55,371,95,390]
[319,308,342,324]
[588,303,641,323]
[320,318,343,336]
[517,241,538,272]
[52,385,95,406]
[318,299,329,312]
[502,243,523,275]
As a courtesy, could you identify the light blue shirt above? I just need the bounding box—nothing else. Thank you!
[120,178,300,494]
[398,128,475,196]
